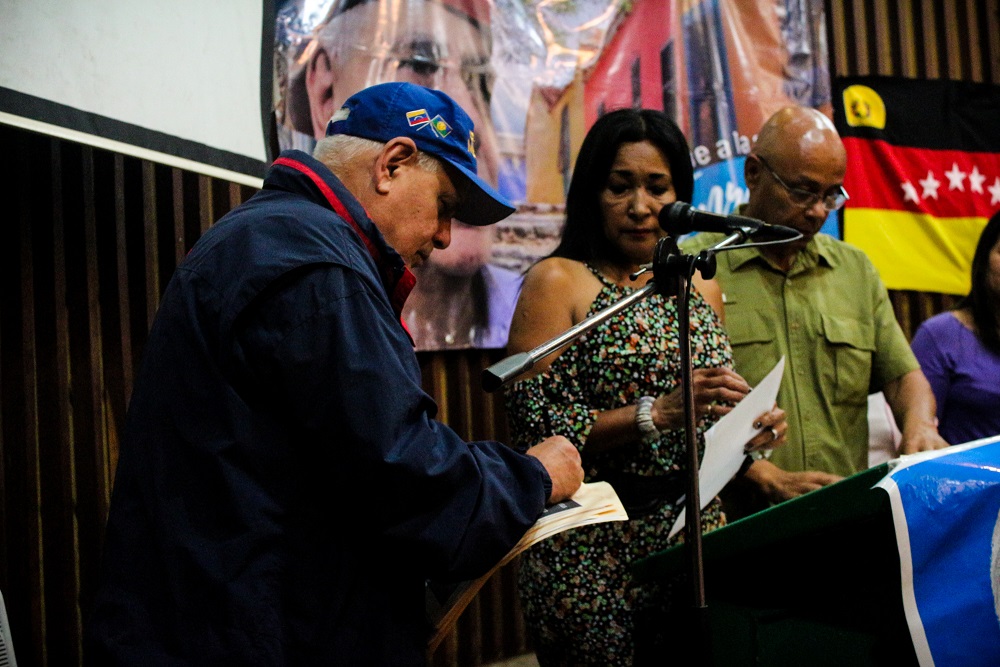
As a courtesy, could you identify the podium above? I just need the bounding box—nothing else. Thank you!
[631,463,918,666]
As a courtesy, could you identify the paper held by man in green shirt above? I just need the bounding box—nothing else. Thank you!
[680,230,918,478]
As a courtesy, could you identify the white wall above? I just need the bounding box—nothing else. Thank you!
[0,0,267,179]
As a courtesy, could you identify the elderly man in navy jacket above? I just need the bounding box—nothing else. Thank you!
[87,83,583,665]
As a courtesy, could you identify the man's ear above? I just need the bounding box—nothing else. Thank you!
[744,153,763,191]
[305,48,336,139]
[372,138,420,194]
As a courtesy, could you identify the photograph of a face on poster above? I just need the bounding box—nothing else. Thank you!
[273,0,830,351]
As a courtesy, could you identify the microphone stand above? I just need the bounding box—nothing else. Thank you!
[483,229,751,662]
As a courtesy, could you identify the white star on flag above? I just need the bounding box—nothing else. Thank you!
[969,166,986,194]
[901,181,920,203]
[989,177,1000,205]
[944,163,967,191]
[919,170,941,200]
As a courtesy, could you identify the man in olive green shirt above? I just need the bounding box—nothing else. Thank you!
[682,106,948,512]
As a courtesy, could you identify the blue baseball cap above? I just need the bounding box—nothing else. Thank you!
[326,82,515,226]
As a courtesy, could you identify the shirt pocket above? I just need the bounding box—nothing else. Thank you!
[724,312,780,386]
[822,314,875,405]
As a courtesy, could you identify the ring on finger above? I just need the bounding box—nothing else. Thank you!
[707,404,714,416]
[769,427,779,441]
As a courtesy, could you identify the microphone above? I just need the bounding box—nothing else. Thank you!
[659,202,800,241]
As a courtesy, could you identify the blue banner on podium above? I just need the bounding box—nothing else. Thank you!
[877,436,1000,666]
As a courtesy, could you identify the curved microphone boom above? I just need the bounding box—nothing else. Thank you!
[659,201,801,241]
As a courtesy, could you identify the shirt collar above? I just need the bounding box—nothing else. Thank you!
[266,150,417,320]
[726,204,838,273]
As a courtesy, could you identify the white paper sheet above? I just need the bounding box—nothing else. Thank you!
[669,356,786,538]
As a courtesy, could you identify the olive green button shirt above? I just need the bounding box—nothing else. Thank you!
[680,231,918,477]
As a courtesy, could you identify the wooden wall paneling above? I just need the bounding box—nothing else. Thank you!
[180,171,201,260]
[987,0,1000,83]
[852,0,873,74]
[119,156,149,374]
[481,572,506,659]
[1,125,45,666]
[919,0,941,77]
[829,0,850,78]
[889,290,914,340]
[198,174,214,236]
[476,350,510,444]
[153,165,179,298]
[450,353,475,440]
[420,353,452,425]
[70,146,112,626]
[171,169,188,267]
[0,126,11,606]
[0,128,6,633]
[908,0,928,78]
[457,586,485,666]
[109,154,133,471]
[872,0,893,76]
[498,563,529,656]
[228,181,243,210]
[477,563,529,660]
[964,0,983,81]
[889,290,962,341]
[943,0,964,80]
[894,0,918,78]
[423,350,531,667]
[931,0,950,78]
[141,161,161,335]
[34,138,79,666]
[210,178,233,225]
[227,182,255,211]
[431,629,460,666]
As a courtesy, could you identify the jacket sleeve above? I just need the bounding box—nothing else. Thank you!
[232,262,550,581]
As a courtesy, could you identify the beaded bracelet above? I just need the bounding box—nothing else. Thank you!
[635,395,661,441]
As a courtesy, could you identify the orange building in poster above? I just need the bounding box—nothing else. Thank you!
[582,1,675,126]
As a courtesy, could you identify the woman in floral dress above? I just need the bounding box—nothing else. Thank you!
[504,109,787,666]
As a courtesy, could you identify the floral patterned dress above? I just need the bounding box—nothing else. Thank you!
[504,264,734,666]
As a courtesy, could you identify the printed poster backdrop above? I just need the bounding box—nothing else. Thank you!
[273,0,830,351]
[835,76,1000,296]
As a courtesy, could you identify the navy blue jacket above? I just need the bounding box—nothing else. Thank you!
[87,151,550,665]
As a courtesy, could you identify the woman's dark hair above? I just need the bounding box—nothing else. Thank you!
[956,210,1000,354]
[549,108,694,262]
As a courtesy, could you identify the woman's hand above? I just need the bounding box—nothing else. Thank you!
[743,404,788,453]
[650,367,751,431]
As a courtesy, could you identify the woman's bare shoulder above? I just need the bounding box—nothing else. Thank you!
[522,258,602,314]
[508,257,600,359]
[522,256,592,289]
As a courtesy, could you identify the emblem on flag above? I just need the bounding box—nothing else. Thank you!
[842,85,885,129]
[406,109,430,128]
[430,115,452,138]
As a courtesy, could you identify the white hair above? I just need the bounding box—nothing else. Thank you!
[313,134,443,175]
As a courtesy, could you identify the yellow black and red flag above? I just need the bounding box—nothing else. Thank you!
[834,76,1000,295]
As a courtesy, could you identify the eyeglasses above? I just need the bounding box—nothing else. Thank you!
[755,155,849,212]
[346,41,493,97]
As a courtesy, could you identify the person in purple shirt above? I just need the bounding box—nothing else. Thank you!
[912,210,1000,445]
